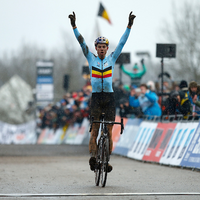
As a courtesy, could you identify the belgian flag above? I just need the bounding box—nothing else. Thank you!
[97,2,111,24]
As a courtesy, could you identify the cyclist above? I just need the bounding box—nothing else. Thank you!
[69,11,136,172]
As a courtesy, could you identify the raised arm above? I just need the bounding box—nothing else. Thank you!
[68,12,92,60]
[120,64,134,77]
[140,59,146,76]
[112,12,136,62]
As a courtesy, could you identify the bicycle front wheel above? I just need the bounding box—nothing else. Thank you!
[100,137,109,187]
[95,144,101,186]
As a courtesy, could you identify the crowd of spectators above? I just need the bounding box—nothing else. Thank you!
[37,78,200,130]
[37,85,92,130]
[119,79,200,120]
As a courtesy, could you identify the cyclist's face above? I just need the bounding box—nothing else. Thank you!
[95,44,108,59]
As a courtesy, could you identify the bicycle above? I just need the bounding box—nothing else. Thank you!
[89,113,124,187]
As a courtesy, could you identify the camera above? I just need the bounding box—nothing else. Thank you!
[191,92,196,98]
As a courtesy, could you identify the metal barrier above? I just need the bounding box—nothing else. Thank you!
[142,114,200,122]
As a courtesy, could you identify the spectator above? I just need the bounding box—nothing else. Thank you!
[188,81,200,117]
[120,59,146,86]
[174,84,180,92]
[162,91,180,116]
[179,80,188,92]
[147,80,156,92]
[128,87,143,117]
[177,80,191,117]
[130,83,161,116]
[113,82,128,108]
[177,90,192,117]
[119,99,131,118]
[163,89,191,118]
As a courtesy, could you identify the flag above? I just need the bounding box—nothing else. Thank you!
[97,2,111,24]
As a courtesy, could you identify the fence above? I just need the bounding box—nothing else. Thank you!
[0,115,200,170]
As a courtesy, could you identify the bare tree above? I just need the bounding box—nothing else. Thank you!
[160,1,200,81]
[50,31,85,101]
[0,33,86,102]
[0,43,47,88]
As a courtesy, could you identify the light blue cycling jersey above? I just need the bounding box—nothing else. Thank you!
[73,27,131,93]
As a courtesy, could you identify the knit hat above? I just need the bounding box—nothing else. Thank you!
[179,80,188,90]
[189,81,198,88]
[133,63,139,70]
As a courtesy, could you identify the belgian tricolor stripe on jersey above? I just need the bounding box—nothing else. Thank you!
[92,66,112,78]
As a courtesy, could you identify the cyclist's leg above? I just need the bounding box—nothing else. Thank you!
[89,93,102,156]
[89,123,100,156]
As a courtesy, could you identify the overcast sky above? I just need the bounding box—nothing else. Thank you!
[0,0,196,62]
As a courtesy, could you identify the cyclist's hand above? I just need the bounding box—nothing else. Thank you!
[128,11,136,27]
[68,11,76,27]
[141,58,144,65]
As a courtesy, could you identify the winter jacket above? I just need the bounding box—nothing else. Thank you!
[130,90,161,116]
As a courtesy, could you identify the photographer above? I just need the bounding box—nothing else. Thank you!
[130,84,161,116]
[119,99,131,118]
[164,90,191,117]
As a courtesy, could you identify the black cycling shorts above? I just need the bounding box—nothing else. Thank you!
[90,92,116,121]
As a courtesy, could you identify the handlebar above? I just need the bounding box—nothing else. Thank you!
[89,116,124,135]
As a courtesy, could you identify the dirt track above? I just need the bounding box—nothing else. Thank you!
[0,145,200,200]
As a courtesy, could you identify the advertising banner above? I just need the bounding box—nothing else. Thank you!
[112,116,128,151]
[44,129,56,144]
[63,123,80,144]
[0,120,36,144]
[37,128,47,144]
[74,118,90,145]
[127,121,157,160]
[36,60,54,105]
[159,123,181,165]
[113,118,142,156]
[52,125,69,144]
[169,122,198,166]
[52,128,63,144]
[181,122,200,169]
[142,122,177,162]
[38,128,54,144]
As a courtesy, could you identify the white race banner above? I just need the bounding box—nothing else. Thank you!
[127,121,157,160]
[0,120,36,144]
[159,123,183,165]
[74,118,90,145]
[169,122,199,166]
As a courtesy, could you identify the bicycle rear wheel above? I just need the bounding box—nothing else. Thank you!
[100,137,109,187]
